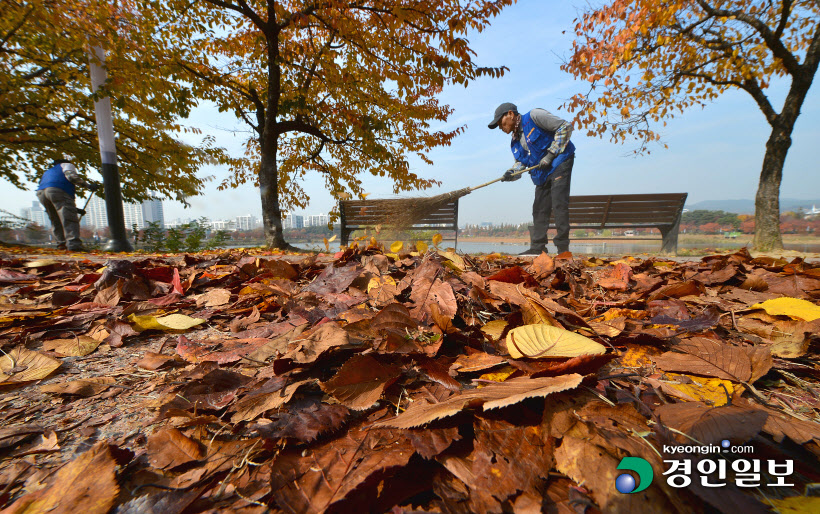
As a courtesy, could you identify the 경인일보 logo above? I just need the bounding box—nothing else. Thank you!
[615,457,654,494]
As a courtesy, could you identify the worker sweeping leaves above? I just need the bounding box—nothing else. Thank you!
[489,102,575,256]
[35,158,100,251]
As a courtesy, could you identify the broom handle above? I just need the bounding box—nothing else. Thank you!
[467,164,539,192]
[78,193,94,222]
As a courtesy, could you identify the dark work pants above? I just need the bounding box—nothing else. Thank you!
[36,187,81,248]
[531,155,573,253]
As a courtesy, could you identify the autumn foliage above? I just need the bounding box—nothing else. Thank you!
[0,0,232,201]
[157,0,514,248]
[0,245,819,512]
[561,0,820,252]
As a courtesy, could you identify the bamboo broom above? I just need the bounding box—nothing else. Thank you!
[371,164,539,229]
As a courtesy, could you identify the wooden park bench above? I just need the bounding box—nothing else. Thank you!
[340,192,688,254]
[339,198,459,247]
[560,193,688,253]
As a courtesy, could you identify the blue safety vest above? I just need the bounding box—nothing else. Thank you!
[511,111,575,186]
[37,164,76,197]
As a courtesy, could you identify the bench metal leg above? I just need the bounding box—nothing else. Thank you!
[659,221,681,255]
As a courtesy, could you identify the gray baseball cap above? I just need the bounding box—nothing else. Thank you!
[488,102,518,129]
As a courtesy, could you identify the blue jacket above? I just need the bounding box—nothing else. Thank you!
[37,164,76,197]
[511,112,575,186]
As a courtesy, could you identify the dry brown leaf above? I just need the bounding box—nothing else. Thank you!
[231,379,314,423]
[529,252,555,279]
[731,397,820,444]
[93,280,122,307]
[40,377,115,397]
[0,347,61,384]
[450,352,507,374]
[554,435,676,513]
[655,402,768,446]
[647,281,704,301]
[653,337,752,382]
[42,336,101,357]
[146,427,205,470]
[0,441,118,514]
[374,374,582,428]
[196,288,232,307]
[321,354,401,410]
[285,322,350,364]
[135,352,180,370]
[521,295,561,327]
[270,427,413,513]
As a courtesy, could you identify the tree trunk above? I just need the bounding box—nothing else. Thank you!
[753,124,789,251]
[259,136,288,249]
[753,66,816,251]
[258,27,289,250]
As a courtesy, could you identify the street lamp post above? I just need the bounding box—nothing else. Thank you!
[89,45,132,252]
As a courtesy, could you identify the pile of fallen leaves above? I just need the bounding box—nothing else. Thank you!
[0,245,818,513]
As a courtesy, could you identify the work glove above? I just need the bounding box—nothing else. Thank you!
[87,182,101,192]
[538,152,556,171]
[502,163,524,182]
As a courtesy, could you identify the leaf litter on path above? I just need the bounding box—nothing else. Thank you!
[0,245,818,512]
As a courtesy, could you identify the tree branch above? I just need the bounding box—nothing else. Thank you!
[694,0,801,75]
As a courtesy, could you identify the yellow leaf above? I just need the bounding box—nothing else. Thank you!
[505,324,607,359]
[478,365,516,384]
[390,241,404,253]
[750,297,820,321]
[601,308,646,321]
[432,233,443,247]
[361,193,370,199]
[416,241,428,254]
[620,345,659,368]
[480,320,508,342]
[367,275,396,292]
[437,250,464,271]
[24,259,61,268]
[768,496,820,514]
[323,237,330,251]
[328,234,337,242]
[661,373,734,407]
[128,313,205,332]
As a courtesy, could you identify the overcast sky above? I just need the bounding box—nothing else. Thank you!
[4,0,819,225]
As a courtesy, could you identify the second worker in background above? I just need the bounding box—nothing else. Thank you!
[489,102,575,256]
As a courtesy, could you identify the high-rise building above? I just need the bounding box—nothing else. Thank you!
[81,196,164,230]
[142,198,164,227]
[20,202,50,228]
[81,196,108,229]
[234,214,257,231]
[211,219,236,231]
[282,214,304,230]
[305,214,330,228]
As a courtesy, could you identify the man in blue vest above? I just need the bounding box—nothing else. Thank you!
[36,158,99,251]
[489,102,575,256]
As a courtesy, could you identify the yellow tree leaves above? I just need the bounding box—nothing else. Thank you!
[561,0,820,251]
[0,0,231,201]
[162,0,515,247]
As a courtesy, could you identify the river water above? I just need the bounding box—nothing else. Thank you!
[291,240,820,255]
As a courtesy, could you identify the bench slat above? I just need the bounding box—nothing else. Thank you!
[340,192,686,253]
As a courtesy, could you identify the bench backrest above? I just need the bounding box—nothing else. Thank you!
[558,193,688,229]
[339,199,459,230]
